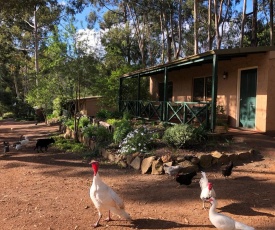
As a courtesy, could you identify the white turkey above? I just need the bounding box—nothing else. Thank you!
[20,135,29,146]
[208,197,255,230]
[200,171,216,209]
[89,160,131,227]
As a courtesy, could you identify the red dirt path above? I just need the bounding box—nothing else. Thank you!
[0,120,275,230]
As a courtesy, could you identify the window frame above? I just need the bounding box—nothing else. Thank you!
[193,76,212,102]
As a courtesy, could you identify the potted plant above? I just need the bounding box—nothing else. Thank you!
[214,121,228,134]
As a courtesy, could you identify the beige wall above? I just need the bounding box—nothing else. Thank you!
[79,97,102,117]
[150,52,275,132]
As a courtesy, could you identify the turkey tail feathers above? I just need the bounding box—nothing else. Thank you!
[110,207,131,220]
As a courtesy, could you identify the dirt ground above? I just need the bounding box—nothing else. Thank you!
[0,120,275,230]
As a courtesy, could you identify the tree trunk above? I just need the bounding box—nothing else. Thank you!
[214,0,221,49]
[34,7,39,86]
[270,0,274,46]
[251,0,258,47]
[208,0,212,50]
[194,0,198,54]
[240,0,247,47]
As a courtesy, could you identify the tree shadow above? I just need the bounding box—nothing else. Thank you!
[217,202,274,217]
[132,218,212,229]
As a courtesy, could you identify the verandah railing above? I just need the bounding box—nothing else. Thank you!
[119,100,211,127]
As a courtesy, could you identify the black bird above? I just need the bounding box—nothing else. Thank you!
[221,161,234,177]
[176,171,197,186]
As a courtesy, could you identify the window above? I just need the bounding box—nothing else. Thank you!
[193,76,212,101]
[159,81,173,101]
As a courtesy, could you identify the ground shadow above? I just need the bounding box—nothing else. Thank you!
[218,202,274,217]
[132,218,212,229]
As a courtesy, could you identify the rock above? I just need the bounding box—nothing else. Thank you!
[107,152,116,162]
[163,161,173,167]
[141,156,156,174]
[115,154,123,163]
[176,156,185,163]
[151,159,164,175]
[177,160,199,173]
[130,156,142,170]
[161,154,172,163]
[197,153,213,169]
[101,148,108,158]
[227,153,238,162]
[118,160,127,168]
[190,156,200,165]
[211,151,229,165]
[237,151,251,160]
[126,155,134,165]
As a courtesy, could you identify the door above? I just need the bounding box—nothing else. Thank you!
[239,69,257,129]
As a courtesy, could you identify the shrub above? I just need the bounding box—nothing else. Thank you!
[82,124,97,138]
[54,136,88,153]
[96,109,112,120]
[163,124,207,148]
[63,118,74,130]
[118,125,156,155]
[112,119,133,144]
[78,116,90,129]
[3,112,14,119]
[82,124,112,143]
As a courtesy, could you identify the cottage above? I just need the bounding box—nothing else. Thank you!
[65,96,103,118]
[119,46,275,133]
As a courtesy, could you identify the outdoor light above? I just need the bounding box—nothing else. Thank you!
[222,71,228,79]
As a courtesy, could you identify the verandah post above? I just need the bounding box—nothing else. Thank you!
[163,67,168,122]
[211,54,218,131]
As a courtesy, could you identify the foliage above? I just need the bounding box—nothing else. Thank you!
[112,119,133,144]
[54,136,88,153]
[46,114,62,123]
[163,124,207,148]
[96,109,113,120]
[118,125,156,155]
[2,112,14,119]
[78,116,90,129]
[52,97,62,117]
[82,124,112,144]
[63,118,74,130]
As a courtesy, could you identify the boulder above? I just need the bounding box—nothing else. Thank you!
[227,153,238,162]
[161,154,172,163]
[130,156,142,170]
[141,156,156,174]
[197,153,213,169]
[151,159,164,175]
[126,154,134,165]
[211,151,230,165]
[237,151,251,160]
[177,160,199,173]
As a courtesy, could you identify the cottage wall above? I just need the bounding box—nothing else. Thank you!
[150,52,274,132]
[266,51,275,133]
[79,97,102,117]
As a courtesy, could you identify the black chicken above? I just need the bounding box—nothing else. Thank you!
[176,171,197,186]
[221,161,234,177]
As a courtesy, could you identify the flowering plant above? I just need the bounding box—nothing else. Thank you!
[118,126,156,155]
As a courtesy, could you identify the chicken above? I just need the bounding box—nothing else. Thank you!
[175,171,197,186]
[89,160,131,227]
[200,171,216,209]
[13,135,29,150]
[208,197,255,230]
[164,164,183,176]
[221,161,234,178]
[20,135,30,146]
[15,143,22,150]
